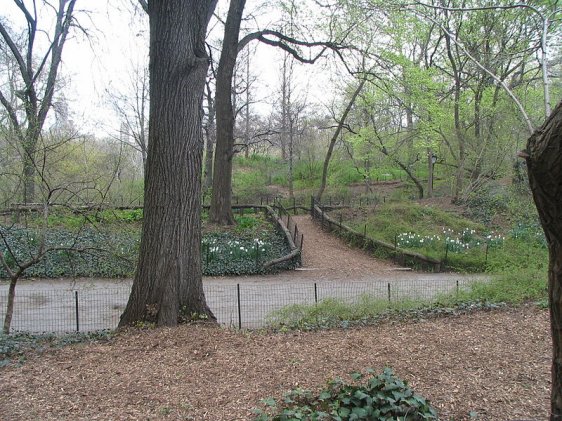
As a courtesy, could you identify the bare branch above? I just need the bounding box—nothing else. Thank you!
[138,0,148,13]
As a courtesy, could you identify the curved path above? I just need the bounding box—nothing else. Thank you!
[1,215,486,332]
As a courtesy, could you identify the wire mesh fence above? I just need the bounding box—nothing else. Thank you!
[0,278,477,333]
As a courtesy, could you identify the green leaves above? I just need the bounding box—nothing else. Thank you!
[254,368,438,421]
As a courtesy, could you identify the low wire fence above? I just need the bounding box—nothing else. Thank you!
[0,277,478,333]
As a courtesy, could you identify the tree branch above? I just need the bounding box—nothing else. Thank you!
[138,0,148,13]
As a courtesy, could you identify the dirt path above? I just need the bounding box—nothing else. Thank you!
[295,215,398,275]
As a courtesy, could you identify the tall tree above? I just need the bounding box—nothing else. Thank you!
[203,78,216,193]
[316,78,366,202]
[208,0,345,224]
[525,100,562,421]
[108,63,149,171]
[209,0,247,225]
[0,0,78,204]
[119,0,217,327]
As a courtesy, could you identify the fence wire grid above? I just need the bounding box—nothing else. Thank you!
[0,278,476,333]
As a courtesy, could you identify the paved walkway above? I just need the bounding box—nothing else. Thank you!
[0,216,486,332]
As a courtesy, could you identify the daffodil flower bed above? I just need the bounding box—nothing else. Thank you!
[397,227,506,254]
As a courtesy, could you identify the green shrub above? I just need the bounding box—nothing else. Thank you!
[329,165,364,185]
[254,368,437,421]
[463,184,510,224]
[97,208,143,223]
[452,274,547,305]
[267,296,427,331]
[233,170,270,200]
[233,213,266,235]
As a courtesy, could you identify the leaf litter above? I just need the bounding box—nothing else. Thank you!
[0,305,550,420]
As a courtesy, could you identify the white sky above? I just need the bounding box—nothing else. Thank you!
[2,0,340,138]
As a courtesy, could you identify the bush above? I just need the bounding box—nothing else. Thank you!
[254,368,437,421]
[267,296,426,331]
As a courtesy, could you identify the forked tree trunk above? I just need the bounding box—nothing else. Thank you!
[119,0,217,327]
[525,100,562,420]
[316,79,366,202]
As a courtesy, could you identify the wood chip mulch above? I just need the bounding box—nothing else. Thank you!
[0,305,550,420]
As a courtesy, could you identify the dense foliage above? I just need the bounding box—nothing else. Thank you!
[0,211,293,278]
[254,368,438,421]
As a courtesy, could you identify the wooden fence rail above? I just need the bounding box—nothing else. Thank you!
[310,196,442,272]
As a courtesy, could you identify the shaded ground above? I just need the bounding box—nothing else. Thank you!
[0,305,549,420]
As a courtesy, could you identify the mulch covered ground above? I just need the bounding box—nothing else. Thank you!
[0,305,550,420]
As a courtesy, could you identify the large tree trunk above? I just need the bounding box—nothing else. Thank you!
[120,0,217,327]
[525,100,562,420]
[209,0,246,226]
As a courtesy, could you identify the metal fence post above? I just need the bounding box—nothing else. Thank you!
[387,283,391,303]
[74,290,80,332]
[314,283,318,304]
[237,284,242,330]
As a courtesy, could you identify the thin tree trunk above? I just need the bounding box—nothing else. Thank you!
[22,147,36,204]
[280,55,289,162]
[209,0,246,226]
[316,79,366,202]
[204,82,216,191]
[387,153,424,199]
[525,100,562,420]
[427,148,434,198]
[120,0,217,327]
[244,51,250,159]
[3,278,17,334]
[288,126,294,199]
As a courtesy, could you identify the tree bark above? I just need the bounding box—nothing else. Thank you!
[119,0,217,327]
[209,0,247,226]
[316,79,366,202]
[203,81,216,192]
[525,100,562,420]
[3,278,17,334]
